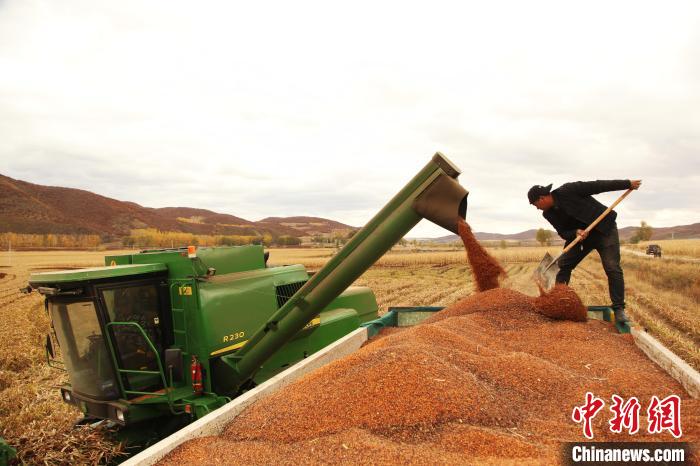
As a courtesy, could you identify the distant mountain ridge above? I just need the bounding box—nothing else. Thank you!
[432,223,700,243]
[0,174,354,239]
[1,173,697,241]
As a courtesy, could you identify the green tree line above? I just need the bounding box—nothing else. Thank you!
[0,230,306,249]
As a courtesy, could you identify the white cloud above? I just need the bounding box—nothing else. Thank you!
[1,0,699,237]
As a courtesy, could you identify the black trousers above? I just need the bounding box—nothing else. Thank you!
[555,225,625,310]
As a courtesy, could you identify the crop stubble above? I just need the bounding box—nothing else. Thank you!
[162,223,698,465]
[0,253,126,465]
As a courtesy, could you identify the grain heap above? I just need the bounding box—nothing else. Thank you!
[534,283,588,322]
[161,221,699,465]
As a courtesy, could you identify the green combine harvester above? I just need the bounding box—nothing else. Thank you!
[26,153,469,447]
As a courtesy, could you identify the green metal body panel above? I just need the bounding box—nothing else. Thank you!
[363,305,629,338]
[28,263,168,284]
[587,305,630,334]
[194,246,266,274]
[198,264,309,358]
[253,308,361,383]
[587,305,613,322]
[106,245,265,277]
[325,287,379,324]
[362,306,444,337]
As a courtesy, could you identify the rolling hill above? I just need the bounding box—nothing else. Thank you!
[0,174,354,240]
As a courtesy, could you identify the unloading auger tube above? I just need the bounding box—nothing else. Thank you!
[220,152,469,391]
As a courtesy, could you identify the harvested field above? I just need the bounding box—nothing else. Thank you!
[0,251,129,465]
[161,287,699,464]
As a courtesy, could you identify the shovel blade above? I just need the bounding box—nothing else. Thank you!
[532,251,559,292]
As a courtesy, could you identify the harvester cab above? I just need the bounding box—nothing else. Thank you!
[27,152,469,441]
[39,264,170,404]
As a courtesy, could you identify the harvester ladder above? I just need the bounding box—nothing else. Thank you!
[104,322,181,414]
[169,282,190,349]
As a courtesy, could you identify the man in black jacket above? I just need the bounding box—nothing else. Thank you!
[528,179,642,323]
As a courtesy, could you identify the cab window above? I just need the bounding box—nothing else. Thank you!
[101,284,163,393]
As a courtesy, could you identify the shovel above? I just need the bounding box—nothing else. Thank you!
[532,188,634,291]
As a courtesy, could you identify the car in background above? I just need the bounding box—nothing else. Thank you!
[646,244,662,257]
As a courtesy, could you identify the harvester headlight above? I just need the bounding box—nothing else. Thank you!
[62,390,72,402]
[115,409,125,423]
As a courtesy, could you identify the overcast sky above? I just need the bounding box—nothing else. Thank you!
[1,1,698,237]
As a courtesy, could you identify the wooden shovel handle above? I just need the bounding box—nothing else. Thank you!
[558,187,634,256]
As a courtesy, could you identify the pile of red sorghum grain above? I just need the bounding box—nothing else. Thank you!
[160,222,698,465]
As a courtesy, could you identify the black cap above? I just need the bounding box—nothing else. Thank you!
[527,184,552,204]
